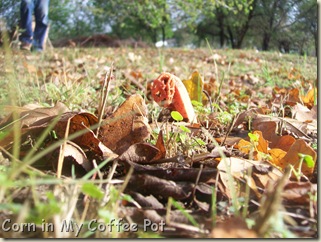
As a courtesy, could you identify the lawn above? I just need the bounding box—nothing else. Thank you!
[0,46,317,238]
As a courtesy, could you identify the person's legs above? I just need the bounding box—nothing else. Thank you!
[19,0,34,48]
[33,0,50,51]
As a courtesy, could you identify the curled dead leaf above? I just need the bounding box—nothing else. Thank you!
[99,94,151,154]
[118,143,159,165]
[279,139,316,177]
[54,112,104,155]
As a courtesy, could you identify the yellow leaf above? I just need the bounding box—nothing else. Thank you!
[253,130,268,153]
[182,71,206,103]
[236,139,251,154]
[268,148,287,168]
[301,88,317,108]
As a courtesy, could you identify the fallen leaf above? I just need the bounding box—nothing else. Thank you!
[236,139,252,154]
[128,192,164,209]
[118,143,159,165]
[271,135,296,152]
[282,181,317,205]
[301,87,317,109]
[54,112,105,155]
[254,131,268,154]
[286,88,301,106]
[99,94,151,154]
[182,71,206,103]
[268,148,287,166]
[127,174,192,201]
[292,103,317,122]
[152,130,166,161]
[211,217,257,238]
[0,102,69,128]
[278,139,316,177]
[218,157,283,199]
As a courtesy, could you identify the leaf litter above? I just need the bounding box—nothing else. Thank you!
[0,48,317,238]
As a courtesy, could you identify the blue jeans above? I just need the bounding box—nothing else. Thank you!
[20,0,50,51]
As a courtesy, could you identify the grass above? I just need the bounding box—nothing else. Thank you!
[0,45,317,238]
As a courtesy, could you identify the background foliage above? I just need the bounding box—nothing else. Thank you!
[0,0,317,55]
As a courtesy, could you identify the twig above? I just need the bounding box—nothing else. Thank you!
[191,164,203,202]
[57,117,71,178]
[253,166,291,237]
[220,112,240,146]
[96,64,114,136]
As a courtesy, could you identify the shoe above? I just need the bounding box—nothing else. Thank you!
[32,47,43,53]
[21,42,32,51]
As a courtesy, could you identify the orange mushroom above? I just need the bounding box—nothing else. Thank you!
[151,72,196,123]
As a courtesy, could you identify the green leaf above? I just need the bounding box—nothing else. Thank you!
[179,125,191,133]
[171,111,183,121]
[248,132,259,142]
[303,155,315,168]
[82,183,104,200]
[121,194,134,203]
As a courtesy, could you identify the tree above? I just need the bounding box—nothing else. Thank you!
[292,0,317,55]
[182,0,257,48]
[93,0,173,43]
[255,0,295,51]
[224,0,257,48]
[0,0,20,30]
[49,0,101,40]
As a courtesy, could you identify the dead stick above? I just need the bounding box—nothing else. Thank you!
[96,64,113,136]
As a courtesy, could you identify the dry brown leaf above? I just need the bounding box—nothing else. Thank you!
[218,157,283,199]
[99,94,151,154]
[278,139,316,176]
[152,130,166,161]
[23,61,38,73]
[292,103,317,122]
[211,217,257,238]
[118,143,159,164]
[251,163,284,191]
[286,88,301,106]
[128,192,164,209]
[54,112,105,155]
[235,131,268,160]
[0,102,70,150]
[282,181,317,205]
[271,135,296,151]
[0,102,69,128]
[127,174,192,201]
[252,116,310,148]
[218,157,258,198]
[215,136,242,147]
[252,120,278,142]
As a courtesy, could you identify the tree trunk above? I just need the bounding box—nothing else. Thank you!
[262,32,270,51]
[227,0,257,49]
[227,26,236,49]
[161,26,165,43]
[314,32,317,57]
[216,10,225,48]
